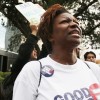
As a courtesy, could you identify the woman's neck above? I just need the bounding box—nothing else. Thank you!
[50,48,77,65]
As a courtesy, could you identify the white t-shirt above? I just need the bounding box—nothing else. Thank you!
[13,55,100,100]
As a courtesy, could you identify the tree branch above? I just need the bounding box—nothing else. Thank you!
[74,0,98,17]
[84,23,100,35]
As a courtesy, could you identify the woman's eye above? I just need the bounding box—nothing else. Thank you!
[60,19,71,24]
[66,19,72,23]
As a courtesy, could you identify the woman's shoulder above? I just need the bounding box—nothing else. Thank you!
[78,59,100,70]
[85,61,100,69]
[84,61,100,82]
[23,60,41,71]
[14,60,42,83]
[22,56,48,72]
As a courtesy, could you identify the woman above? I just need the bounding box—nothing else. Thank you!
[13,4,100,100]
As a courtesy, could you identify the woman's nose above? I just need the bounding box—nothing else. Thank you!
[69,21,82,34]
[69,21,79,29]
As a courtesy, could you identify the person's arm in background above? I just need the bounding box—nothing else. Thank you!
[25,24,40,58]
[25,25,39,45]
[11,24,40,75]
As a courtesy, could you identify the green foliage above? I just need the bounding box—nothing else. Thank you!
[0,72,11,83]
[0,75,4,83]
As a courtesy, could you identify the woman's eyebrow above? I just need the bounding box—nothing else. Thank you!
[59,17,71,23]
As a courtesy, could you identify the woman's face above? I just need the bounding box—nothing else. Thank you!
[51,12,82,48]
[86,53,96,63]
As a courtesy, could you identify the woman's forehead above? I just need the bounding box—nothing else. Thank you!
[55,12,77,21]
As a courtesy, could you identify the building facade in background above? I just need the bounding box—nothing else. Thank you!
[0,14,19,72]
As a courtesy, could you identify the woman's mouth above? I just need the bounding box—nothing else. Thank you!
[69,30,81,38]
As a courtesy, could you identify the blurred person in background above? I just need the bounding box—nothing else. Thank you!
[84,51,96,63]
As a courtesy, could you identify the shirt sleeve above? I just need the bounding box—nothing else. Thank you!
[12,61,41,100]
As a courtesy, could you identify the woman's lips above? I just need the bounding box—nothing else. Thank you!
[69,30,81,38]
